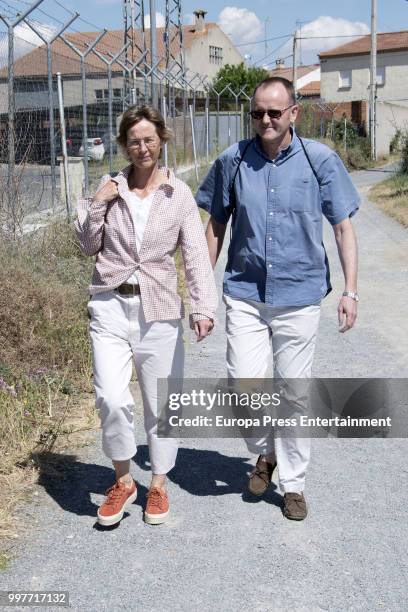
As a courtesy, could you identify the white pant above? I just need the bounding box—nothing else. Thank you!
[88,291,184,474]
[224,295,321,493]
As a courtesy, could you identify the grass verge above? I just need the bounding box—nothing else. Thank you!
[0,221,97,565]
[368,172,408,227]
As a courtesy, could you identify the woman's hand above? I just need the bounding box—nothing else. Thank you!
[194,319,214,342]
[94,179,119,204]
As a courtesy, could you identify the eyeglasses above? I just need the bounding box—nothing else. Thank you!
[249,105,295,120]
[127,137,160,149]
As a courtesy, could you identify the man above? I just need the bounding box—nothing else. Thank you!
[196,77,360,520]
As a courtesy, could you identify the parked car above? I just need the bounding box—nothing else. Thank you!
[101,131,118,156]
[79,137,105,161]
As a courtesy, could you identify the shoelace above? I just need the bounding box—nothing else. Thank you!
[104,482,128,507]
[146,489,165,510]
[285,493,304,507]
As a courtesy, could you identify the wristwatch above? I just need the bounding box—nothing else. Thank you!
[342,291,359,302]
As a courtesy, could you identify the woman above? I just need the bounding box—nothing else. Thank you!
[75,105,217,527]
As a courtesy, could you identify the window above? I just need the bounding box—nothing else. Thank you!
[95,88,123,101]
[15,79,54,92]
[339,70,352,89]
[209,45,223,65]
[376,66,385,86]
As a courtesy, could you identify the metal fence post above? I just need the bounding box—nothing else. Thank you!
[24,13,78,213]
[189,104,199,183]
[57,73,71,221]
[92,42,130,173]
[60,30,107,195]
[0,0,45,232]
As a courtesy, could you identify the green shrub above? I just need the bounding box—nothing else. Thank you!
[400,130,408,174]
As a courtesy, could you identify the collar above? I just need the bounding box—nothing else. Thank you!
[254,125,300,162]
[112,164,176,199]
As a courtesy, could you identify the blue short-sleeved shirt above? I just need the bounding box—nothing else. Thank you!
[195,130,360,307]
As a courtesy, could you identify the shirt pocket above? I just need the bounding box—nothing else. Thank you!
[290,177,314,212]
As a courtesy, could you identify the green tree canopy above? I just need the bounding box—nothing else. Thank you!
[211,63,269,96]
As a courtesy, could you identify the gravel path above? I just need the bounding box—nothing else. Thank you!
[1,165,407,612]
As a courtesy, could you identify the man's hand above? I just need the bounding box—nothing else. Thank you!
[94,178,119,204]
[338,295,358,333]
[194,319,214,342]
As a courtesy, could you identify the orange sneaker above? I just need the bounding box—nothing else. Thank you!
[144,487,169,525]
[97,479,137,527]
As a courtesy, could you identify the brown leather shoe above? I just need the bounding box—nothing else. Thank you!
[248,455,277,496]
[283,492,308,520]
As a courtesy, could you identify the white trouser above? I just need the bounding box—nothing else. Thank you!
[224,295,321,493]
[88,291,184,474]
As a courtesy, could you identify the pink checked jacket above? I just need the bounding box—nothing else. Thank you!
[75,165,218,325]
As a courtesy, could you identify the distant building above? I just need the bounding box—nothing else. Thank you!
[0,10,242,113]
[320,30,408,155]
[268,62,321,99]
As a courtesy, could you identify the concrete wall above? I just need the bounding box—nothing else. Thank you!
[376,101,408,156]
[184,26,243,82]
[320,50,408,106]
[297,67,321,90]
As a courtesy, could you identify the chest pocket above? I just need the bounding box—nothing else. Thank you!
[290,177,316,212]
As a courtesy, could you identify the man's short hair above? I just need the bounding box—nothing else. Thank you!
[252,77,297,105]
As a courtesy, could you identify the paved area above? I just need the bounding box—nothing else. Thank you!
[1,165,407,611]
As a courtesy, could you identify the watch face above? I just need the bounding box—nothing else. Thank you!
[343,291,359,301]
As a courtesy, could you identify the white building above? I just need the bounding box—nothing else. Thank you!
[0,9,242,113]
[320,31,408,155]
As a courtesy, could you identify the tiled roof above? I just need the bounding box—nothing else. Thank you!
[320,30,408,58]
[298,80,320,96]
[0,24,217,79]
[268,64,319,80]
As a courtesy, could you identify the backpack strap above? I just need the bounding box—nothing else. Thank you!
[298,136,321,186]
[229,139,254,209]
[230,139,253,194]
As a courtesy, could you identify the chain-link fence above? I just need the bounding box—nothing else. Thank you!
[0,1,257,234]
[3,2,373,235]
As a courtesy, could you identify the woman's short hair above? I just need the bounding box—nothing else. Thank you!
[117,105,173,149]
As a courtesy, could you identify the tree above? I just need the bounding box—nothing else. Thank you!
[211,63,269,96]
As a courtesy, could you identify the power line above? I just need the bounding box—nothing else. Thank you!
[298,33,370,40]
[254,38,292,66]
[262,52,293,70]
[235,33,291,48]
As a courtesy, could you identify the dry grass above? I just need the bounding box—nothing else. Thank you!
[0,221,97,567]
[369,173,408,227]
[0,182,211,566]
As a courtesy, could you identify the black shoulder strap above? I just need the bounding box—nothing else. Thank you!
[230,139,254,198]
[298,136,320,186]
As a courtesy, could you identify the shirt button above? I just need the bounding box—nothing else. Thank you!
[268,264,272,268]
[269,212,274,216]
[270,188,275,193]
[268,237,272,240]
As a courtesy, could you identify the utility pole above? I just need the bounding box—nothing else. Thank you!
[292,29,298,98]
[296,20,303,66]
[264,17,271,61]
[369,0,377,161]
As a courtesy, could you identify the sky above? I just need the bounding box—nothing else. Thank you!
[1,0,408,68]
